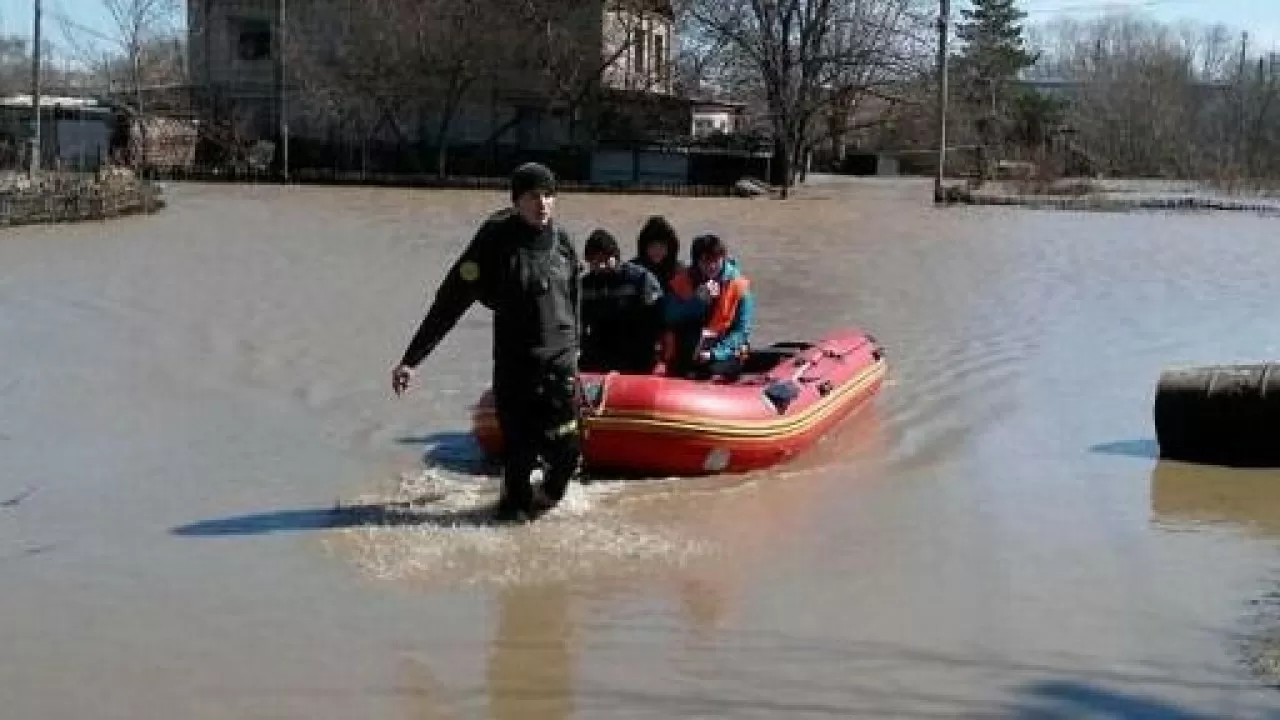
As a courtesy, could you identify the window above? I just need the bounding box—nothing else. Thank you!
[235,19,272,62]
[634,27,646,79]
[653,34,664,85]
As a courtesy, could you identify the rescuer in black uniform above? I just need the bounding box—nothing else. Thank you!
[391,163,582,523]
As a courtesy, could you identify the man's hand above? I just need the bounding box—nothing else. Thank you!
[695,279,721,303]
[696,350,712,363]
[391,364,415,396]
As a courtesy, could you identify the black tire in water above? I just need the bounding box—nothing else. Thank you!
[1154,364,1280,467]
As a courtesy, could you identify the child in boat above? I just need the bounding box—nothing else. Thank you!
[662,234,755,379]
[632,215,685,292]
[580,228,666,374]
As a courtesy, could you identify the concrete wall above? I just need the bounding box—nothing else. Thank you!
[189,0,277,91]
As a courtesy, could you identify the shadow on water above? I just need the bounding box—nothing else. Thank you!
[1091,438,1161,460]
[396,430,499,477]
[170,499,509,537]
[561,679,1224,719]
[1008,680,1218,719]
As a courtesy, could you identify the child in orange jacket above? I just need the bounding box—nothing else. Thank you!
[661,234,755,378]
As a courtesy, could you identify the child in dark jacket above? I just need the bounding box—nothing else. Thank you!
[580,229,666,374]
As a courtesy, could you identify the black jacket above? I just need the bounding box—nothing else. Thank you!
[400,209,580,378]
[580,261,664,373]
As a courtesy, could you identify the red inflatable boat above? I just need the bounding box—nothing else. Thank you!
[470,328,887,476]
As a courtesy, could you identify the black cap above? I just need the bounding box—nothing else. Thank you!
[510,162,557,203]
[585,228,621,259]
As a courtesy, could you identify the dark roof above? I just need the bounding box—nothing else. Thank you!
[609,0,674,18]
[691,98,748,110]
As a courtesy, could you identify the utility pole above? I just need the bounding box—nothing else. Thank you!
[933,0,950,203]
[135,51,145,173]
[278,0,289,181]
[1238,31,1248,162]
[29,0,43,177]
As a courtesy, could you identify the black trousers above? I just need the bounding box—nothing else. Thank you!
[493,365,583,519]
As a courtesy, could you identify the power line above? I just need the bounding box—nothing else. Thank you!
[47,1,115,46]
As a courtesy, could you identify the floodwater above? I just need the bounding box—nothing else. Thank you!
[4,177,1280,718]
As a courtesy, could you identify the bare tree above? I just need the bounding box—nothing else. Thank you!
[673,4,732,98]
[1024,13,1280,184]
[816,0,932,169]
[0,35,29,170]
[0,35,29,96]
[284,0,397,148]
[57,0,179,96]
[286,0,512,176]
[491,0,669,146]
[287,0,674,168]
[416,0,505,175]
[54,0,181,169]
[683,0,929,196]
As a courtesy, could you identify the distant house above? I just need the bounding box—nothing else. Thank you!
[600,1,677,96]
[0,94,115,171]
[690,99,748,137]
[187,0,687,157]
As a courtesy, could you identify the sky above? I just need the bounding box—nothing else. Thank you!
[1019,0,1279,53]
[2,0,1277,56]
[1,0,185,53]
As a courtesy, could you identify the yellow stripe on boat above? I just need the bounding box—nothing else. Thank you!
[474,359,887,442]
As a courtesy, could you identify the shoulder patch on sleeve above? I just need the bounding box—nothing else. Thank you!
[458,261,480,282]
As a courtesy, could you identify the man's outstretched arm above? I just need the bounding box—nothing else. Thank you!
[392,230,491,396]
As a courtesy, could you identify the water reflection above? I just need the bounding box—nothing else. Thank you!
[1151,460,1280,536]
[397,584,576,719]
[486,583,574,720]
[628,402,891,636]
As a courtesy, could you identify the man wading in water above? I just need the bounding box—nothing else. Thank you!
[391,163,583,523]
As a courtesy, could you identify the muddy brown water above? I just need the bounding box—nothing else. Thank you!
[4,177,1280,718]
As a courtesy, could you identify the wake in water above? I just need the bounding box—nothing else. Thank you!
[324,399,889,590]
[323,465,719,589]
